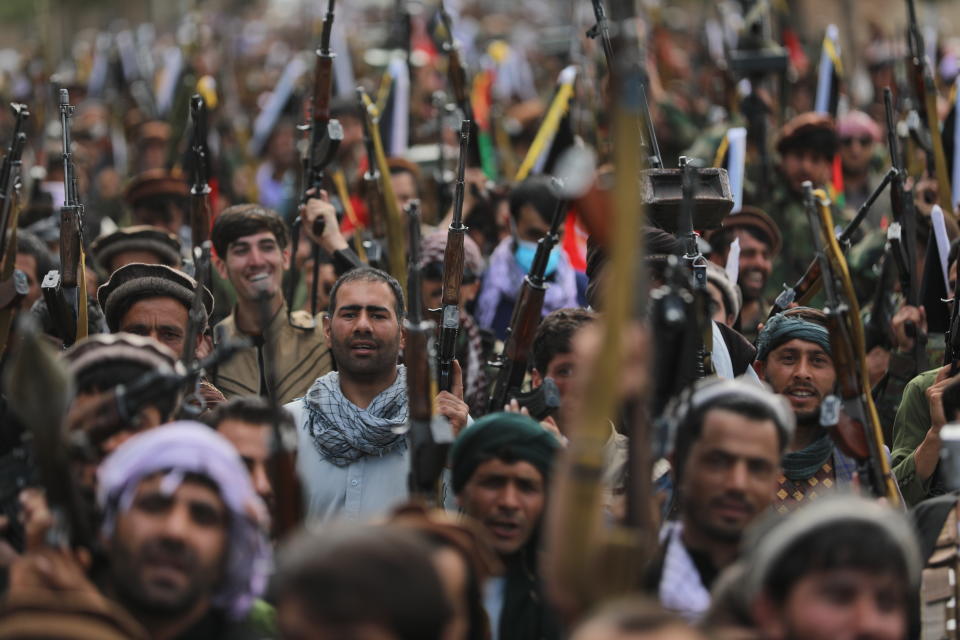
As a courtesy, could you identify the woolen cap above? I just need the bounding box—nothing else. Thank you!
[90,225,182,272]
[97,263,212,331]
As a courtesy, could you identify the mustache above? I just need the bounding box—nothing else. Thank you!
[139,538,196,571]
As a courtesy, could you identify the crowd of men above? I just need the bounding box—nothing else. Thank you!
[2,0,960,638]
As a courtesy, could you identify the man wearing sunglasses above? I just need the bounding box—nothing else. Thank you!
[837,110,891,231]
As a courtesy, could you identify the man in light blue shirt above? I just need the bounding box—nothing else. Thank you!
[286,267,469,523]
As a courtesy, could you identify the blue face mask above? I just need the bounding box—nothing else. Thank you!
[514,240,560,277]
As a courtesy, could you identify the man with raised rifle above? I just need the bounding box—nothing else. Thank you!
[419,229,490,416]
[762,113,837,299]
[476,176,582,341]
[285,265,469,523]
[209,204,333,405]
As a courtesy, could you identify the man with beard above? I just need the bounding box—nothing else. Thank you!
[763,113,837,298]
[95,421,273,639]
[707,207,782,341]
[743,495,918,640]
[753,308,857,512]
[286,267,469,523]
[643,378,793,621]
[450,412,563,640]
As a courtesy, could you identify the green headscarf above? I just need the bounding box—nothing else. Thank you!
[450,412,560,494]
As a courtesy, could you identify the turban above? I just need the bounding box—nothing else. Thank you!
[755,308,831,362]
[450,412,559,494]
[97,421,270,620]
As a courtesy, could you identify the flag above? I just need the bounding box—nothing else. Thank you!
[713,127,747,213]
[515,65,578,182]
[248,56,308,157]
[377,58,410,157]
[814,24,843,117]
[921,205,952,332]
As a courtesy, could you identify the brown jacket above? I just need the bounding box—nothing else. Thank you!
[211,305,332,405]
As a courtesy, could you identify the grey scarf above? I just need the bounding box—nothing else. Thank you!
[304,366,408,466]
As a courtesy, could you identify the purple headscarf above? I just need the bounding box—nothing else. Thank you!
[97,421,270,620]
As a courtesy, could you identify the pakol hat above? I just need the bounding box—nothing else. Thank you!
[97,263,212,332]
[90,225,182,273]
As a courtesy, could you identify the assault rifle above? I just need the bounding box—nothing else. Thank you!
[403,200,451,504]
[42,89,88,348]
[179,242,212,417]
[884,87,927,373]
[0,103,30,353]
[188,95,213,289]
[677,157,713,378]
[487,178,566,414]
[437,120,471,392]
[68,337,248,459]
[802,182,900,504]
[767,167,897,318]
[289,0,344,327]
[905,0,953,214]
[438,1,472,122]
[586,0,661,168]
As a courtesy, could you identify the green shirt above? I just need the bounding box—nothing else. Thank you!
[891,368,941,506]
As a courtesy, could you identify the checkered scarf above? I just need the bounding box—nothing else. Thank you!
[658,521,711,622]
[303,366,409,466]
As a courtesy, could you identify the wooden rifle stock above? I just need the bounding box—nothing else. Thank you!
[767,167,896,320]
[359,89,407,291]
[905,0,953,215]
[404,200,449,503]
[804,184,900,504]
[487,184,566,413]
[437,121,471,392]
[0,103,30,354]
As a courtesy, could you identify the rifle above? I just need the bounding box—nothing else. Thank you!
[437,120,471,392]
[4,316,93,551]
[587,0,662,168]
[487,178,566,414]
[403,200,451,504]
[437,1,472,122]
[678,157,714,377]
[360,87,387,241]
[359,88,407,292]
[179,242,212,417]
[43,89,88,348]
[884,87,928,372]
[802,182,900,504]
[188,95,213,290]
[905,0,953,215]
[864,248,899,353]
[547,0,655,613]
[292,0,344,327]
[254,284,303,540]
[0,103,30,354]
[767,167,897,318]
[68,337,248,459]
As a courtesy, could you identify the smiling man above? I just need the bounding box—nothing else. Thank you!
[451,412,562,640]
[285,267,469,523]
[753,308,857,513]
[645,378,793,622]
[211,204,332,404]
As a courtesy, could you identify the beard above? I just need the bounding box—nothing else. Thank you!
[108,535,222,616]
[330,330,402,380]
